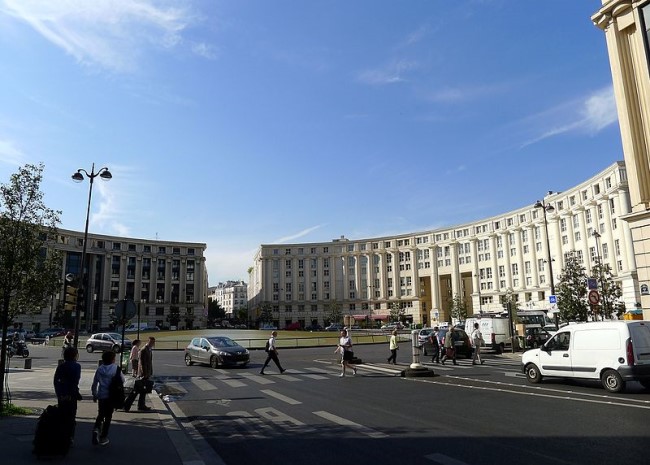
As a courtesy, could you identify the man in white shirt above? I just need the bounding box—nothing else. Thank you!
[260,331,286,375]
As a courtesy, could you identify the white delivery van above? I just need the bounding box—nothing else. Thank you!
[125,323,150,332]
[521,321,650,393]
[465,317,512,353]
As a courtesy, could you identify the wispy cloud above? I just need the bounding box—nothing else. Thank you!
[444,164,467,176]
[0,0,211,73]
[520,86,617,148]
[274,225,324,244]
[357,59,419,86]
[0,137,25,166]
[423,82,510,104]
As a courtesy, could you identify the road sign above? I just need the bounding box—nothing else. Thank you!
[588,290,600,305]
[549,295,557,305]
[115,298,137,320]
[587,278,598,290]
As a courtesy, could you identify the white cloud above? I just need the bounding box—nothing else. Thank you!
[519,86,618,149]
[0,0,210,73]
[274,225,324,244]
[0,137,25,165]
[357,59,418,86]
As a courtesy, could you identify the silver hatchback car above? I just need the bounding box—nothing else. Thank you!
[184,336,250,368]
[85,332,132,353]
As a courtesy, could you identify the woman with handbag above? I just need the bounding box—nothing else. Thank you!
[441,327,457,365]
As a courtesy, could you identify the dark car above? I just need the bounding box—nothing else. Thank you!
[184,336,250,369]
[85,332,132,353]
[305,324,323,332]
[524,327,552,349]
[438,327,473,359]
[325,323,343,332]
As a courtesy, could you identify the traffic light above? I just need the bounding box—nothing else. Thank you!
[64,285,78,311]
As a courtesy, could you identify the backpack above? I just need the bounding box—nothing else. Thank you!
[108,367,125,410]
[264,340,270,352]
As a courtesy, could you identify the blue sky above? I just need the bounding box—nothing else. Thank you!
[0,1,621,285]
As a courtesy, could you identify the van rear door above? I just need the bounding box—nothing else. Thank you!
[630,322,650,364]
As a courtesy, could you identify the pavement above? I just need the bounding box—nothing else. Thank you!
[0,344,224,465]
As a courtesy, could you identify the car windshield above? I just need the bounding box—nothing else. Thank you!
[107,333,126,340]
[207,337,239,348]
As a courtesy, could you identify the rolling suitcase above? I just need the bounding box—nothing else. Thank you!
[32,404,74,458]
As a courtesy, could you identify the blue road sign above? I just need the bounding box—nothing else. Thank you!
[587,278,598,290]
[549,295,557,304]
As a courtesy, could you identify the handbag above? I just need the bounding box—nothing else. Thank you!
[135,378,154,394]
[109,368,125,410]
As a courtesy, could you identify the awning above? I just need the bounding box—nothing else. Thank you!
[351,314,389,321]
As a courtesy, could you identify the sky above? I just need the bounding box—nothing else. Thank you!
[0,1,622,286]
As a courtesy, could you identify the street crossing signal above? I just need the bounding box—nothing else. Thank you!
[64,285,78,311]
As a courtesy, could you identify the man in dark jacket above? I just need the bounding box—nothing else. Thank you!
[53,347,81,443]
[125,336,155,411]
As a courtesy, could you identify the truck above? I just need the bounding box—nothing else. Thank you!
[465,316,512,353]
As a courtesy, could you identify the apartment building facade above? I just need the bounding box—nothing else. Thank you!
[209,280,248,317]
[13,228,208,332]
[248,162,639,328]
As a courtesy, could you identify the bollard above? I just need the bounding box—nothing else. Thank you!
[24,358,32,369]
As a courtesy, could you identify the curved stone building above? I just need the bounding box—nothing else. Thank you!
[248,161,638,328]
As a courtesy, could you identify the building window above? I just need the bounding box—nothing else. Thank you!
[112,242,121,251]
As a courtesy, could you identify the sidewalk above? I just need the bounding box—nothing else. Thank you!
[0,354,212,464]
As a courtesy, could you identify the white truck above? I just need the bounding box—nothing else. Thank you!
[465,316,512,353]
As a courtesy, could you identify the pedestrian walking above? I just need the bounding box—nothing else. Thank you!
[61,331,73,358]
[441,327,457,365]
[129,339,141,377]
[53,347,81,445]
[471,322,484,365]
[387,329,398,364]
[91,351,124,446]
[337,329,357,377]
[260,331,285,374]
[429,326,440,363]
[132,336,155,411]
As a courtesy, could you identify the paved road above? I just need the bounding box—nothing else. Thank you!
[152,344,650,465]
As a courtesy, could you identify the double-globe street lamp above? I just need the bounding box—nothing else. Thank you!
[71,164,112,348]
[534,197,559,330]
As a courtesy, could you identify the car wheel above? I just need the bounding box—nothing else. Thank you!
[184,354,194,366]
[525,363,542,383]
[23,350,29,358]
[601,369,625,393]
[210,356,219,369]
[86,345,94,353]
[112,344,121,353]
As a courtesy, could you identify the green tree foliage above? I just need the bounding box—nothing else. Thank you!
[166,305,181,327]
[389,302,405,323]
[448,294,468,323]
[258,302,273,324]
[0,163,62,412]
[325,302,342,325]
[556,251,589,322]
[207,299,225,327]
[590,262,623,320]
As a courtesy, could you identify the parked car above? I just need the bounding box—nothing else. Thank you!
[184,336,250,369]
[439,327,473,358]
[381,322,404,331]
[325,323,343,332]
[285,322,302,330]
[84,332,132,353]
[524,327,552,349]
[305,324,323,332]
[38,328,67,339]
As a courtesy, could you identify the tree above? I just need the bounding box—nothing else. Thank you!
[448,294,468,323]
[166,305,181,328]
[257,302,273,326]
[590,262,623,320]
[184,307,195,330]
[556,251,589,322]
[389,302,405,323]
[325,302,342,325]
[207,299,225,327]
[0,163,62,413]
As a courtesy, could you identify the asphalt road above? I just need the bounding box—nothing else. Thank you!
[148,343,650,465]
[10,343,650,465]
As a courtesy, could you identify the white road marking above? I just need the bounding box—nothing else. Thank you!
[261,389,302,405]
[192,377,218,391]
[313,411,387,438]
[214,375,246,388]
[425,453,471,465]
[240,373,276,385]
[301,374,329,380]
[166,381,188,393]
[256,407,315,433]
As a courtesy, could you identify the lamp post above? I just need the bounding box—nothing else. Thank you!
[592,231,607,321]
[534,198,558,330]
[71,163,112,348]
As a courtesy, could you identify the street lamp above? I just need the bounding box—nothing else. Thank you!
[534,198,558,330]
[71,164,112,348]
[592,230,607,321]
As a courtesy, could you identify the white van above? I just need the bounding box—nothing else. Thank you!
[125,323,150,332]
[521,321,650,393]
[465,317,512,353]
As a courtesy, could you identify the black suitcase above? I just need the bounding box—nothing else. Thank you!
[33,404,74,458]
